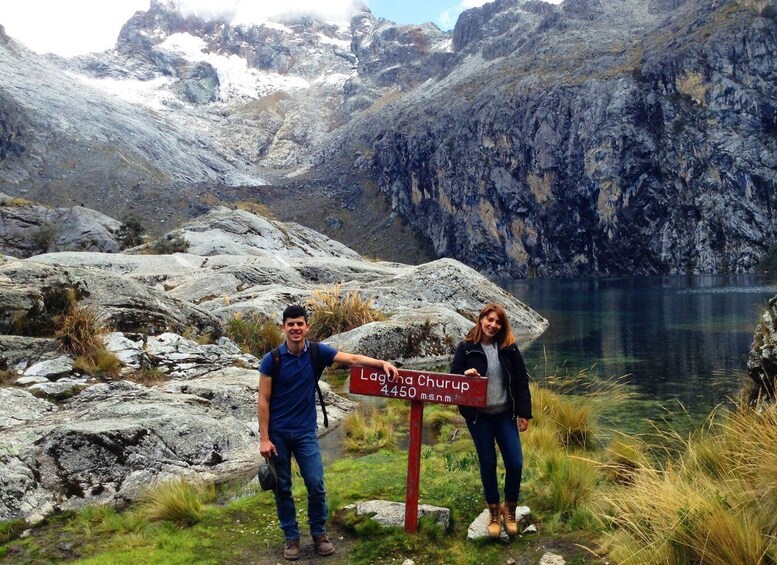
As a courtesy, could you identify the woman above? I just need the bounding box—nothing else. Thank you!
[450,303,532,539]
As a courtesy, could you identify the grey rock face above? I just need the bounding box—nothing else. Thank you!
[0,388,57,429]
[0,259,221,336]
[31,209,548,350]
[177,61,220,105]
[0,194,123,258]
[23,357,75,381]
[361,0,777,276]
[0,336,58,372]
[170,207,363,260]
[747,295,777,403]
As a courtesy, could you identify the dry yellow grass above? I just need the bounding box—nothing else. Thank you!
[600,404,777,564]
[305,284,386,341]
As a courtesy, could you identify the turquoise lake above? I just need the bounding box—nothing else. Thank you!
[500,274,777,420]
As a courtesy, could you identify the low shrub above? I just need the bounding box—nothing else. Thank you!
[0,197,35,207]
[146,231,189,254]
[306,284,386,341]
[234,201,276,219]
[604,433,649,484]
[225,313,283,357]
[117,215,146,249]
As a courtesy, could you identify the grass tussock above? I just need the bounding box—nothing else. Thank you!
[0,369,18,386]
[55,302,103,357]
[225,313,283,357]
[141,478,216,526]
[55,301,122,378]
[306,284,387,341]
[601,404,777,564]
[343,404,397,453]
[73,348,122,379]
[0,196,35,207]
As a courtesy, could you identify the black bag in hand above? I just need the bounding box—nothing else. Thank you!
[257,457,278,492]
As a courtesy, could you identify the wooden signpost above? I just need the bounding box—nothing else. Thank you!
[349,366,488,532]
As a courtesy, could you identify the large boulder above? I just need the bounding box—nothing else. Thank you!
[747,295,777,403]
[0,259,221,337]
[137,207,364,261]
[0,365,355,523]
[0,194,122,258]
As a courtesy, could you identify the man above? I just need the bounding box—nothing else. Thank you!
[258,304,399,561]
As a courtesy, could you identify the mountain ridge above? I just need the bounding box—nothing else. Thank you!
[1,0,776,275]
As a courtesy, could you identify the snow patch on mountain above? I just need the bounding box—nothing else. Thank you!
[158,32,309,100]
[70,74,177,111]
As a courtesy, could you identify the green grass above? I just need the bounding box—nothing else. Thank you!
[6,381,774,564]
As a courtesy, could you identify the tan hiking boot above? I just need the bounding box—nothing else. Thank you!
[502,501,519,536]
[283,539,301,561]
[487,503,502,538]
[313,534,335,556]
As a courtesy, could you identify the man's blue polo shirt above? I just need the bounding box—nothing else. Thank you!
[259,341,338,433]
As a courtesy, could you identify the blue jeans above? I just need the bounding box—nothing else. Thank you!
[466,410,524,504]
[269,429,328,540]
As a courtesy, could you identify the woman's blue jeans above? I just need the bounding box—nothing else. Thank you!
[465,410,524,504]
[269,429,328,540]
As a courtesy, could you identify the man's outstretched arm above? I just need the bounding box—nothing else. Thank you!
[333,351,399,377]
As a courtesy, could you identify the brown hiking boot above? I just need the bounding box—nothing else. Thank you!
[487,503,502,538]
[502,501,519,536]
[283,539,301,561]
[313,534,335,556]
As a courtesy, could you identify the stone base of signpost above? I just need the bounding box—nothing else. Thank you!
[346,500,450,530]
[466,505,532,540]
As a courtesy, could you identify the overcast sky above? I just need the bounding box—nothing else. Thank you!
[0,0,563,57]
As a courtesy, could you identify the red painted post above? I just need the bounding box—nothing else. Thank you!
[349,366,487,533]
[404,399,424,532]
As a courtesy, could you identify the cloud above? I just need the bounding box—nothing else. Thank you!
[176,0,362,26]
[436,0,490,30]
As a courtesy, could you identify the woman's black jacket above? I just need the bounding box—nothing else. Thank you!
[450,340,532,422]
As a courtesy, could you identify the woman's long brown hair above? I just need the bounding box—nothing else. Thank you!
[464,303,516,347]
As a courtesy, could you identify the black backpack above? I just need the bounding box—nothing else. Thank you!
[270,342,329,428]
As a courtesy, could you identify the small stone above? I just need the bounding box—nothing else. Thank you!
[539,551,565,565]
[16,376,50,385]
[523,523,538,534]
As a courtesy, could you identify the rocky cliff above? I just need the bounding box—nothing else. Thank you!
[343,0,777,276]
[1,1,776,276]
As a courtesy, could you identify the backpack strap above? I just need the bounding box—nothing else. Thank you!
[270,347,282,379]
[270,343,328,428]
[309,342,329,428]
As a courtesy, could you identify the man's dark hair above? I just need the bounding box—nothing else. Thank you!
[282,304,308,323]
